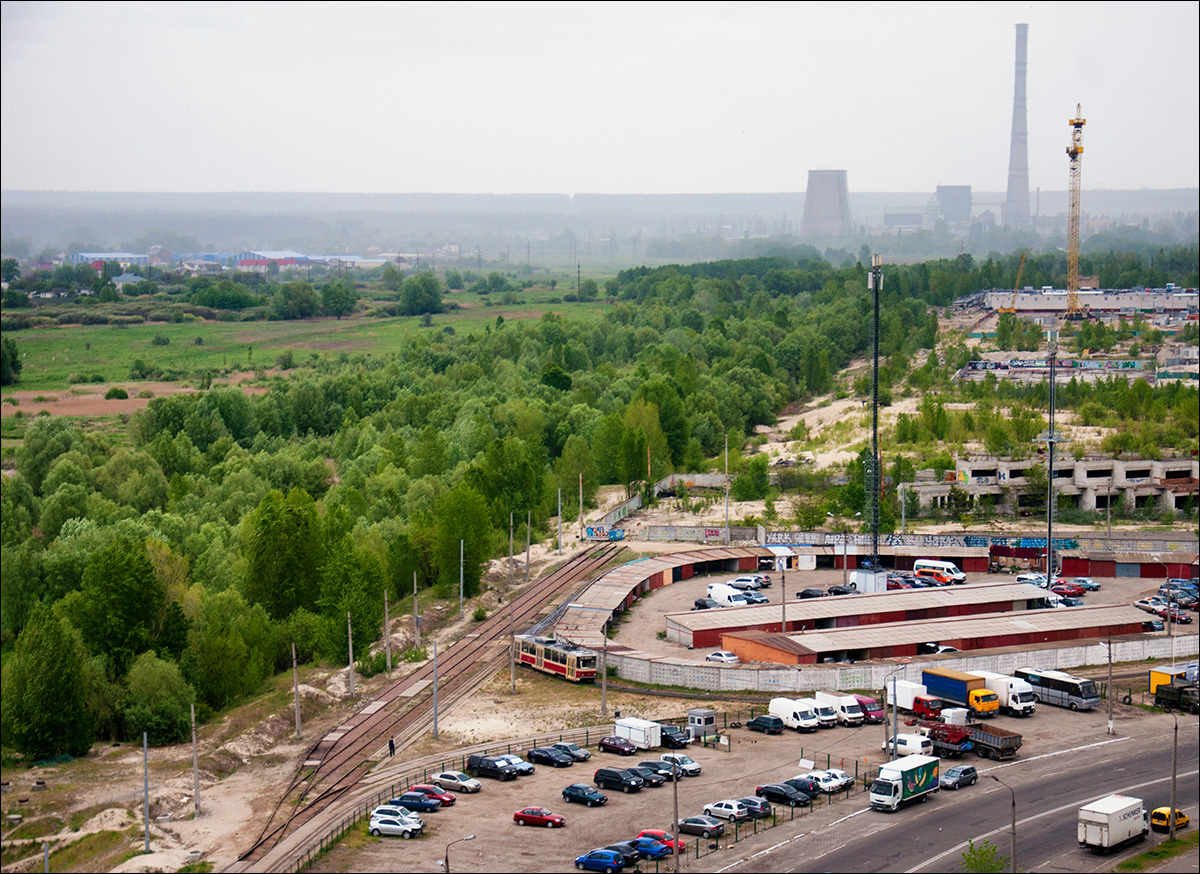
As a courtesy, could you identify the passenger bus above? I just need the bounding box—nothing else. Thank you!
[515,635,598,683]
[1013,667,1101,710]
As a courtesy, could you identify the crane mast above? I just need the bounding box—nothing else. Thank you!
[1066,104,1086,320]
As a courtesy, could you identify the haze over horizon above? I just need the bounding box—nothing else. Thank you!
[3,2,1198,196]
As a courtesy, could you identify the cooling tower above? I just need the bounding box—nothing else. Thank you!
[1003,23,1031,228]
[801,170,852,237]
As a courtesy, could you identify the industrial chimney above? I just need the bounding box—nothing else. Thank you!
[800,170,853,237]
[1003,23,1031,228]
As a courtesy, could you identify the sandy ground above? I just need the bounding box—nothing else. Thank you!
[0,373,267,419]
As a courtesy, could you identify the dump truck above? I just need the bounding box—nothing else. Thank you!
[965,722,1022,760]
[905,720,974,757]
[886,680,943,719]
[921,668,1000,718]
[1078,794,1148,853]
[968,670,1036,717]
[869,754,940,812]
[907,719,1022,760]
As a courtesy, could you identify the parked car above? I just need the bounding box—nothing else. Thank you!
[797,588,827,599]
[406,784,455,806]
[827,585,858,596]
[495,753,536,775]
[514,806,564,827]
[635,829,683,853]
[706,650,741,664]
[1071,577,1101,591]
[604,843,642,866]
[677,815,725,838]
[746,715,784,734]
[562,783,607,807]
[659,752,701,776]
[797,771,841,793]
[623,766,665,787]
[594,766,643,793]
[939,764,978,790]
[1059,596,1085,607]
[551,741,592,761]
[1135,598,1163,613]
[574,848,626,872]
[389,792,441,812]
[1158,606,1194,624]
[628,837,673,859]
[692,598,722,611]
[658,724,691,749]
[369,805,423,827]
[822,769,854,791]
[1016,573,1046,586]
[529,747,575,767]
[738,796,772,818]
[728,576,764,590]
[703,799,751,821]
[431,771,480,793]
[741,591,769,605]
[638,760,679,781]
[1051,583,1086,598]
[368,814,422,839]
[784,776,824,796]
[755,783,810,807]
[598,736,637,755]
[1150,807,1190,832]
[1142,618,1166,632]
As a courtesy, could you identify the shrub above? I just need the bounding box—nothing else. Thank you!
[356,650,390,678]
[151,334,170,346]
[401,645,427,663]
[472,606,488,622]
[104,386,129,400]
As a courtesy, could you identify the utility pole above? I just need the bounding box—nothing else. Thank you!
[525,510,531,582]
[579,473,583,540]
[868,255,882,577]
[557,488,562,555]
[191,703,200,817]
[413,572,420,650]
[1106,636,1114,735]
[432,641,439,739]
[383,590,392,673]
[509,512,514,588]
[292,642,302,739]
[724,434,730,546]
[509,599,516,694]
[459,539,464,619]
[143,732,150,853]
[347,612,355,698]
[601,632,608,717]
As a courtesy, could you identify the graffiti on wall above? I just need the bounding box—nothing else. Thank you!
[586,527,625,541]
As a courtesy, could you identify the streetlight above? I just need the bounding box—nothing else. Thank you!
[1169,713,1178,840]
[441,834,475,874]
[884,667,905,761]
[990,775,1016,874]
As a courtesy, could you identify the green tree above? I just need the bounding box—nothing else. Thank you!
[0,257,19,282]
[321,278,358,319]
[731,454,770,501]
[399,272,443,316]
[1,335,23,385]
[432,483,493,597]
[578,278,599,302]
[124,652,194,745]
[1,604,92,757]
[242,489,324,620]
[272,281,320,319]
[959,838,1008,874]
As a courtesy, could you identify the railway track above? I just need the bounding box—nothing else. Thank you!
[234,543,625,871]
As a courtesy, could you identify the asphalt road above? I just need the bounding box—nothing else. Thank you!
[716,712,1199,873]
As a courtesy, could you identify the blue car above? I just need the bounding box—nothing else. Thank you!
[628,837,672,859]
[575,848,625,872]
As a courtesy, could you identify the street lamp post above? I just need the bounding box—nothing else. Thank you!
[442,834,476,874]
[884,667,904,761]
[1169,713,1178,840]
[990,775,1016,874]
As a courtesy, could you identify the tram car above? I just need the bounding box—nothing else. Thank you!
[515,635,599,682]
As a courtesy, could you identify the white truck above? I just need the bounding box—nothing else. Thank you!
[869,754,940,812]
[706,583,750,608]
[1078,795,1148,853]
[815,691,865,726]
[614,717,661,750]
[969,670,1036,717]
[798,696,837,729]
[768,697,819,732]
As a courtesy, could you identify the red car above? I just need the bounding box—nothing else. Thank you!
[1051,583,1085,598]
[636,828,683,852]
[597,736,637,755]
[407,785,455,806]
[513,806,565,827]
[1157,606,1194,624]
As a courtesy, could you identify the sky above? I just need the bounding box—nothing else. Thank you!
[2,1,1198,195]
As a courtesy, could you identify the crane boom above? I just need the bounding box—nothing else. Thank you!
[1066,104,1086,320]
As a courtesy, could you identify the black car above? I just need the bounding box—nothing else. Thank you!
[693,598,721,611]
[562,783,607,807]
[827,585,857,596]
[1142,618,1165,632]
[605,842,642,865]
[658,725,691,749]
[784,776,824,797]
[755,783,810,807]
[746,715,784,735]
[529,747,574,767]
[677,815,725,838]
[797,588,827,599]
[738,796,772,818]
[623,766,665,787]
[638,760,679,781]
[594,766,643,793]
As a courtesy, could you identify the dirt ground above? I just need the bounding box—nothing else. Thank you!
[0,373,267,419]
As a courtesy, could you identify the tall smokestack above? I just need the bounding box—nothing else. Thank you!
[1004,23,1031,228]
[801,170,852,237]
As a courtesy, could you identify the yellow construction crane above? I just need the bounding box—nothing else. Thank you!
[999,246,1034,314]
[1065,104,1086,320]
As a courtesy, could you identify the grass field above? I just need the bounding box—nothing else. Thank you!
[2,293,611,394]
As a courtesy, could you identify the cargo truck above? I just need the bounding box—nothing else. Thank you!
[815,691,865,726]
[907,719,1022,760]
[969,670,1036,717]
[614,717,661,750]
[921,668,1000,718]
[869,754,940,812]
[853,694,885,723]
[905,720,974,757]
[1078,794,1148,853]
[1154,680,1200,714]
[886,680,944,719]
[768,697,820,732]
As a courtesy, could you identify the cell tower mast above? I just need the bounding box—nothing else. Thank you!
[1066,104,1086,320]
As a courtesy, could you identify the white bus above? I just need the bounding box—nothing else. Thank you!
[912,559,967,584]
[1014,668,1101,710]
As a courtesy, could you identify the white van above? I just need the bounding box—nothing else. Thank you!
[706,583,750,608]
[768,697,819,732]
[912,559,966,584]
[881,733,934,757]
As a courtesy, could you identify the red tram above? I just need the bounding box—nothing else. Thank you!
[515,635,598,683]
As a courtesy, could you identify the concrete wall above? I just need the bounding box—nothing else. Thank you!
[606,633,1198,693]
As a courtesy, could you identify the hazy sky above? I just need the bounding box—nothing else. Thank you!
[3,1,1197,195]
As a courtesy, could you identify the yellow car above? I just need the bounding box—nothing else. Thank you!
[1150,807,1190,832]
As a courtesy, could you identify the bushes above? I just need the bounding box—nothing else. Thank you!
[105,387,129,400]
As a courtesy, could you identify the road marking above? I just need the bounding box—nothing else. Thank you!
[715,832,806,872]
[908,767,1200,873]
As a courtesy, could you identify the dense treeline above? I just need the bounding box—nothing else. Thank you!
[1,248,1196,758]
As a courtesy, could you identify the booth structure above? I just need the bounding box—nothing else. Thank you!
[687,707,717,740]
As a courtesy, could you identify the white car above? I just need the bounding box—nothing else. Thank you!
[660,753,701,776]
[431,771,481,793]
[798,771,841,793]
[369,814,422,839]
[1016,573,1047,587]
[728,576,763,590]
[706,650,741,664]
[821,768,854,791]
[703,799,751,821]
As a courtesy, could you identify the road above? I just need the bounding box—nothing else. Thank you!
[716,713,1199,873]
